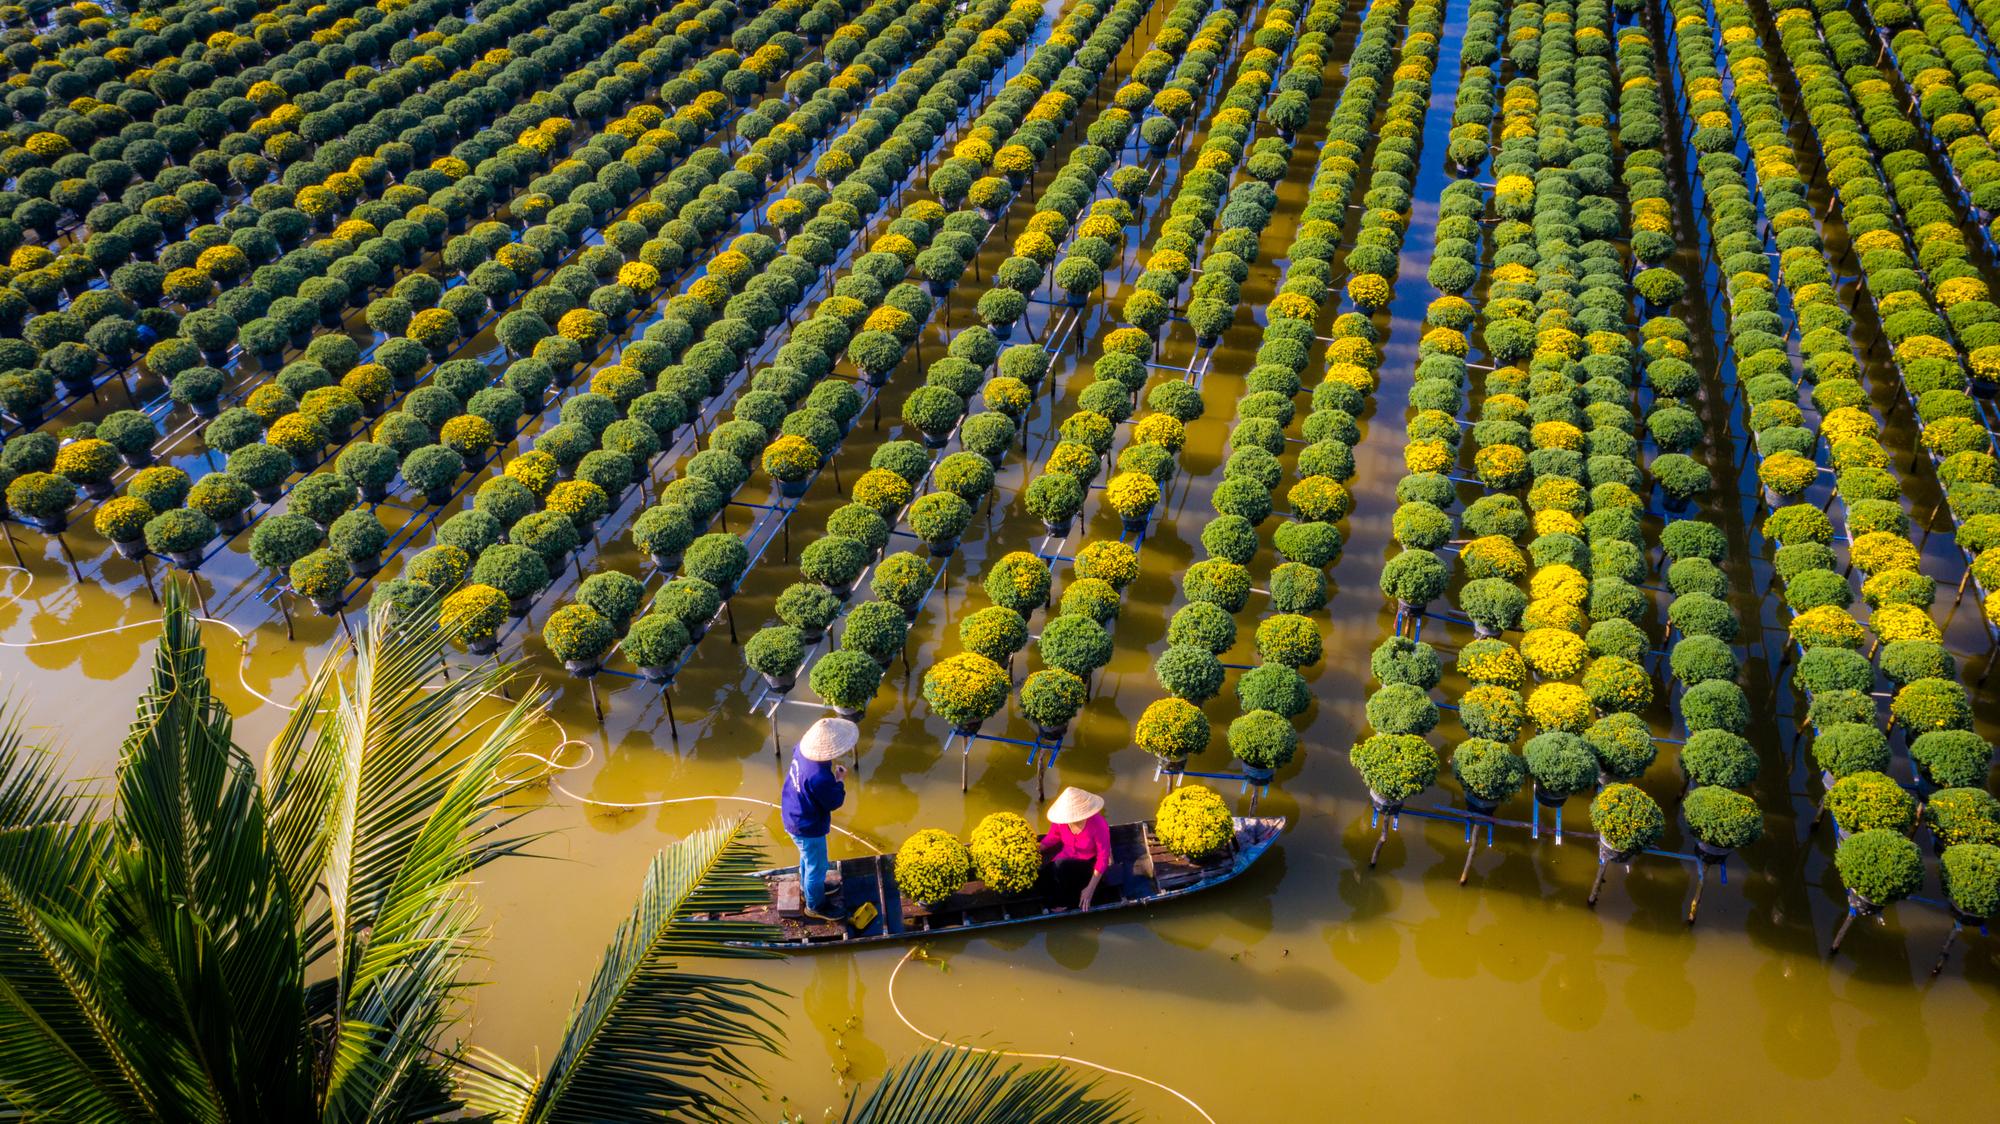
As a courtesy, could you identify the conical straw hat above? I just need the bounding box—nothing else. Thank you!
[1046,786,1105,824]
[799,717,859,762]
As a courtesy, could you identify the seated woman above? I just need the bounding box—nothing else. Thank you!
[1039,786,1112,910]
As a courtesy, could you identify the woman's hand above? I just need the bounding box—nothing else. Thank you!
[1080,871,1102,911]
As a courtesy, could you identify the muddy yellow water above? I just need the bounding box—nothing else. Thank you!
[7,0,2000,1120]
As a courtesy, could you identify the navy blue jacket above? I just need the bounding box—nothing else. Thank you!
[780,749,845,838]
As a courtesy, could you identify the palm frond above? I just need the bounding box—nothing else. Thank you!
[94,586,316,1120]
[321,687,548,1123]
[840,1046,1135,1124]
[499,819,781,1124]
[261,654,342,930]
[297,596,545,970]
[0,818,152,1122]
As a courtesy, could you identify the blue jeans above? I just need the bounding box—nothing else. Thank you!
[791,832,832,912]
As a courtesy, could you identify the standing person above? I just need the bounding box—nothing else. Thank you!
[781,717,859,921]
[1039,786,1111,911]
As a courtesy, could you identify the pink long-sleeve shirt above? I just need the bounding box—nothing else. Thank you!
[1039,814,1112,874]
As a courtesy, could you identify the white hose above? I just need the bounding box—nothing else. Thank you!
[0,566,298,710]
[886,947,1217,1123]
[503,730,887,850]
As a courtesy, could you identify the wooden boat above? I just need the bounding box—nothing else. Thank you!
[721,816,1284,948]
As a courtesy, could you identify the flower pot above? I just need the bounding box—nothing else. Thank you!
[423,484,456,506]
[563,657,602,677]
[1471,619,1501,639]
[761,669,797,692]
[508,593,536,617]
[76,479,115,501]
[118,449,153,470]
[215,509,249,535]
[863,367,892,388]
[1366,788,1403,815]
[1063,289,1087,308]
[1396,598,1429,614]
[799,622,827,645]
[647,549,684,572]
[834,704,864,720]
[251,483,284,505]
[778,477,812,499]
[1693,839,1732,865]
[1972,379,1998,401]
[464,634,499,656]
[57,370,96,394]
[820,578,856,601]
[1661,493,1691,514]
[309,593,343,614]
[1596,837,1640,866]
[1240,763,1276,785]
[190,397,223,419]
[926,279,953,299]
[290,452,320,474]
[951,719,984,737]
[1041,516,1073,537]
[918,428,952,449]
[976,205,1004,224]
[926,536,959,557]
[392,368,420,391]
[168,548,206,570]
[1195,332,1220,349]
[1158,756,1187,776]
[7,404,44,427]
[257,351,283,372]
[348,551,382,578]
[112,538,147,561]
[637,663,676,684]
[1463,794,1501,818]
[1533,786,1572,808]
[1120,515,1149,536]
[1034,721,1070,742]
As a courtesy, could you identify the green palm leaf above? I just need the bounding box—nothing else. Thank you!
[0,715,147,1122]
[94,585,317,1120]
[841,1046,1134,1124]
[459,819,782,1124]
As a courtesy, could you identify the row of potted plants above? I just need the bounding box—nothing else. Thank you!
[1121,0,1341,781]
[763,0,1238,731]
[1360,0,1503,825]
[446,0,1056,665]
[340,0,981,629]
[1838,0,2000,637]
[538,0,1110,694]
[1,0,754,424]
[1619,8,1771,863]
[1679,0,1932,852]
[1725,0,2000,926]
[652,0,1148,705]
[0,0,758,551]
[734,0,1162,716]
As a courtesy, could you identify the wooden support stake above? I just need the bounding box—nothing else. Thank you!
[1459,832,1479,886]
[588,677,603,723]
[1368,819,1390,867]
[1,522,22,569]
[138,554,158,604]
[1830,909,1860,954]
[1587,861,1610,908]
[53,533,80,581]
[1931,921,1962,976]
